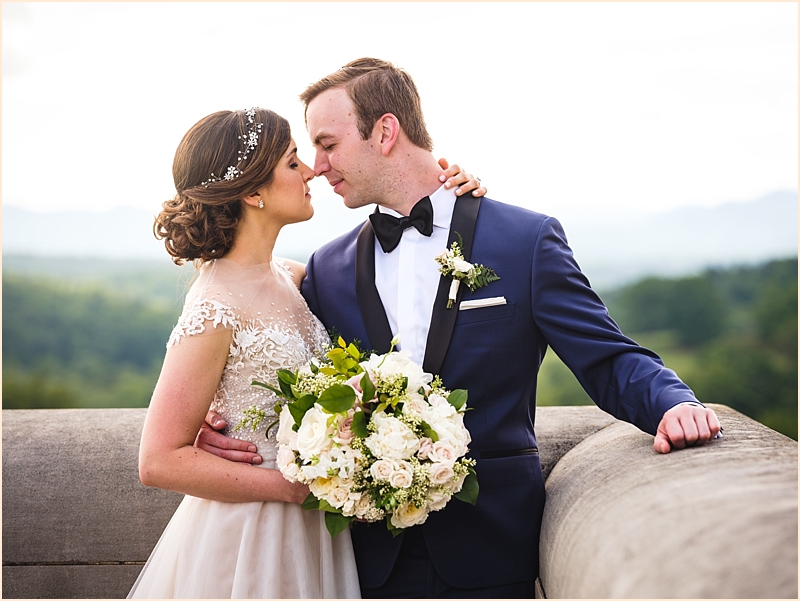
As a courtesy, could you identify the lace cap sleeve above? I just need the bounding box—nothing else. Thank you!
[167,298,237,348]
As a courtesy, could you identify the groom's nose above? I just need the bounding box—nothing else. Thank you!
[313,149,329,177]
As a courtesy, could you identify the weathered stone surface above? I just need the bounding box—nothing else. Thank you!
[539,404,798,599]
[2,565,143,599]
[534,405,617,480]
[2,409,181,565]
[3,405,797,599]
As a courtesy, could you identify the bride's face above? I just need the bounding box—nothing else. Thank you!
[259,138,316,225]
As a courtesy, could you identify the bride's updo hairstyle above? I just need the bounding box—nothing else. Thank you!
[155,108,291,265]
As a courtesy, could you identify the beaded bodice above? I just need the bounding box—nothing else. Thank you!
[168,258,329,467]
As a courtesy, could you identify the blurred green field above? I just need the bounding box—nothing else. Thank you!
[3,256,796,439]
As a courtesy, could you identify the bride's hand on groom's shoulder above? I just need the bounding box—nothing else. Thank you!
[437,158,487,197]
[195,410,263,464]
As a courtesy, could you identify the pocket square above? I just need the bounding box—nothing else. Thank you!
[459,296,507,310]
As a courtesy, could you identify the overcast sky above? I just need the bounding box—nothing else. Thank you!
[3,2,797,221]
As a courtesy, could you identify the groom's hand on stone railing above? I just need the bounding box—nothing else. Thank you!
[653,404,722,454]
[196,410,263,464]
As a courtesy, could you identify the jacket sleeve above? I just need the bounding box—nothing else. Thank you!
[530,216,699,435]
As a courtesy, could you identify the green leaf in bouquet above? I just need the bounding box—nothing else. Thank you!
[346,343,361,359]
[310,361,320,374]
[360,372,375,403]
[318,384,356,414]
[454,470,479,506]
[351,410,369,438]
[251,380,287,398]
[319,366,339,377]
[301,492,321,511]
[419,420,439,442]
[294,394,317,411]
[447,389,468,411]
[288,403,306,427]
[277,369,297,398]
[337,336,347,349]
[277,369,297,385]
[327,348,346,359]
[287,394,317,427]
[324,511,352,538]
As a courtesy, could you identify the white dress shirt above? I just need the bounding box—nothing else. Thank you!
[374,185,455,365]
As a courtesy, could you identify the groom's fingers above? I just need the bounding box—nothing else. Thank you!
[205,409,226,430]
[195,423,262,464]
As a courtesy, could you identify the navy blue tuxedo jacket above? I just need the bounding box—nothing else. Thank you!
[301,196,697,590]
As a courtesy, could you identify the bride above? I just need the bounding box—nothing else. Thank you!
[127,107,484,598]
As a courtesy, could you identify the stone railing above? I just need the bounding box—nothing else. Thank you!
[2,405,797,599]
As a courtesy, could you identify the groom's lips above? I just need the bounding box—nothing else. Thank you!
[329,179,343,194]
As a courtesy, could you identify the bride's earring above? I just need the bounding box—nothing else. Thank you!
[258,199,264,209]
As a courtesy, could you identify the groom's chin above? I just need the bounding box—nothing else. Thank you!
[341,195,372,211]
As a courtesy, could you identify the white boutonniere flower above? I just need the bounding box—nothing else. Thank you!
[435,237,500,309]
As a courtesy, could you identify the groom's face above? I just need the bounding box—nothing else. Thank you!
[306,87,382,209]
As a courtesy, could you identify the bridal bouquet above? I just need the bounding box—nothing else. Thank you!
[242,337,478,537]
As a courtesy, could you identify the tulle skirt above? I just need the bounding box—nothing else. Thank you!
[127,494,361,599]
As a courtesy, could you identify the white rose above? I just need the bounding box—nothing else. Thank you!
[429,462,455,485]
[308,477,336,499]
[390,502,429,529]
[296,405,332,460]
[280,461,300,482]
[430,441,457,464]
[451,257,474,274]
[327,485,350,509]
[370,458,394,482]
[428,488,451,511]
[276,445,296,469]
[389,460,414,489]
[360,350,432,395]
[402,398,428,417]
[354,494,376,519]
[333,414,355,445]
[427,393,450,408]
[365,413,420,460]
[276,407,295,445]
[423,408,470,455]
[417,437,434,460]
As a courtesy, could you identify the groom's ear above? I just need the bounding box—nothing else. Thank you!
[373,113,400,156]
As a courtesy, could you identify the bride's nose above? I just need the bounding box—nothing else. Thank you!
[301,160,315,182]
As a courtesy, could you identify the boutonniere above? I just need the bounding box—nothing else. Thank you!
[435,237,500,309]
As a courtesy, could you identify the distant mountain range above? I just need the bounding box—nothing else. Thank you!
[3,190,796,290]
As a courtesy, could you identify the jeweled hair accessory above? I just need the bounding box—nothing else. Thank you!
[201,108,264,188]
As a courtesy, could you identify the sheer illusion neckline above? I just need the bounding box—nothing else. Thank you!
[215,257,277,270]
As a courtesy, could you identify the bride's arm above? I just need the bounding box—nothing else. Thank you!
[138,328,308,504]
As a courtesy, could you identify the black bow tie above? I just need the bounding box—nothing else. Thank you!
[369,197,434,253]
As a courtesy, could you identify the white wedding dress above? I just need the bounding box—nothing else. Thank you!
[128,258,361,599]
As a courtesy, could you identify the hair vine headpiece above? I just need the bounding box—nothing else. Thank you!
[201,108,264,188]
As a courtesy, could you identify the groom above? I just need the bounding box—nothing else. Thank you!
[203,58,721,598]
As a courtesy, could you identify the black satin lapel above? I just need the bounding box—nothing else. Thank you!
[423,195,482,374]
[356,221,394,354]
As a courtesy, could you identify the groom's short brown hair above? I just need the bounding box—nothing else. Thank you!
[300,57,433,152]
